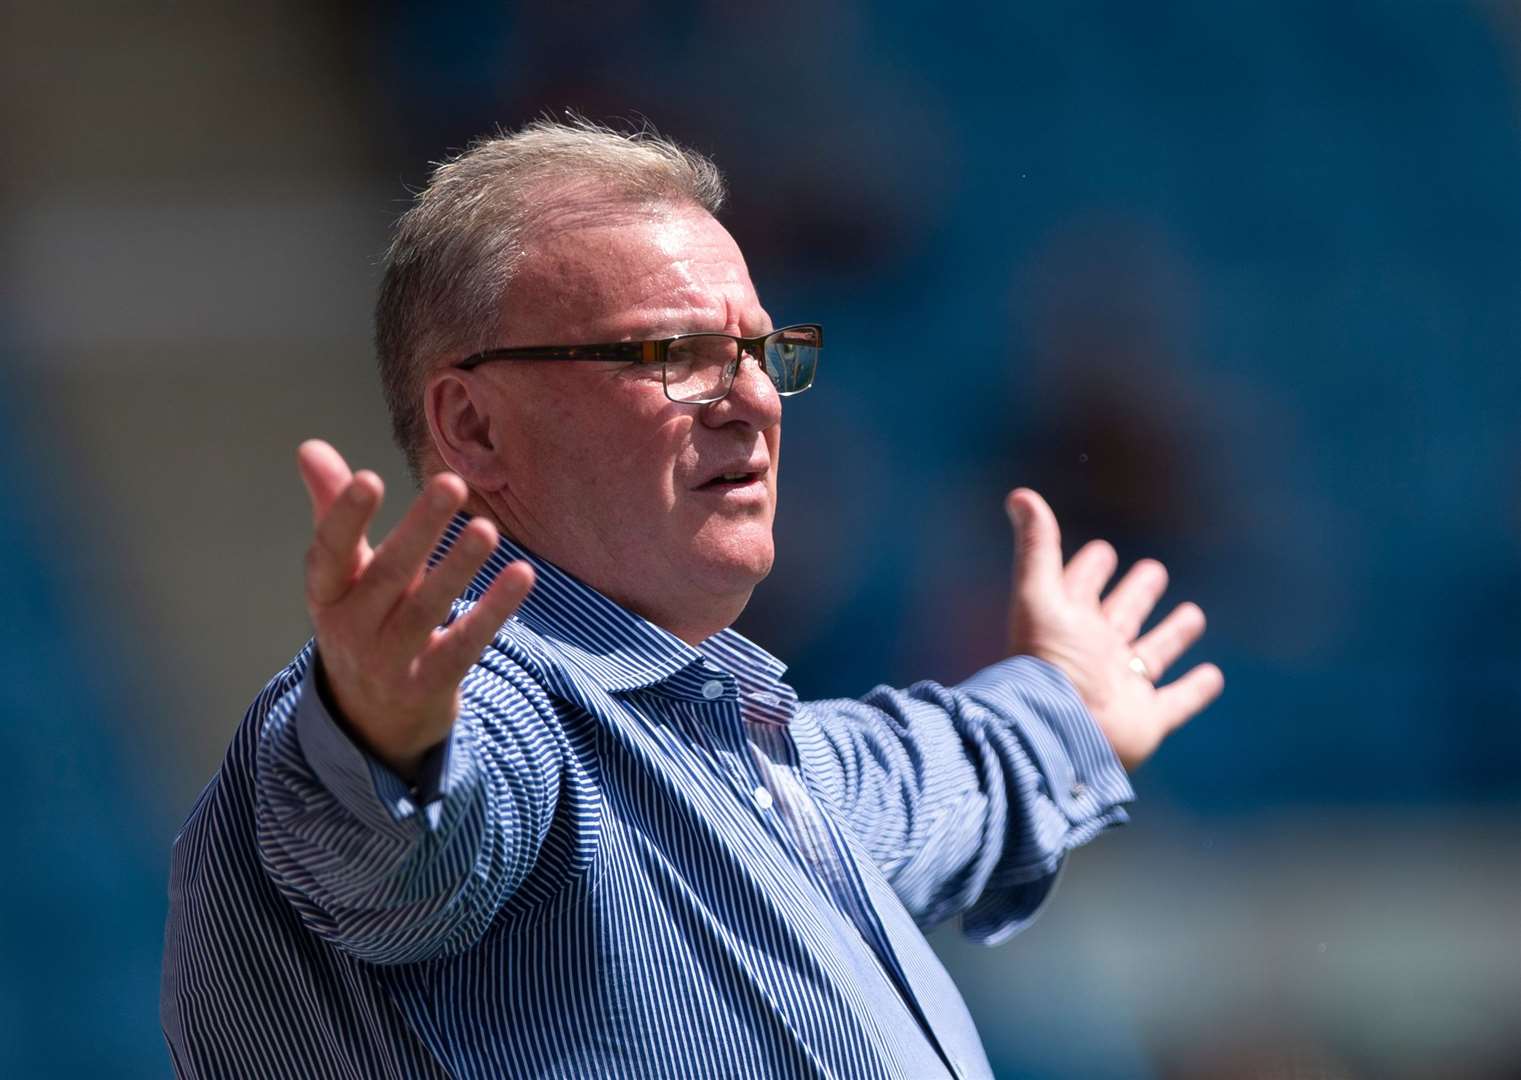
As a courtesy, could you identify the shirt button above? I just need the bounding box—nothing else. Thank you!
[701,679,725,700]
[1070,782,1088,800]
[755,692,781,707]
[753,786,774,811]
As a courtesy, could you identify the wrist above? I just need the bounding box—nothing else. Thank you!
[311,649,431,784]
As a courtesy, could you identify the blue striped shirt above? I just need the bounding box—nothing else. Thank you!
[161,514,1134,1078]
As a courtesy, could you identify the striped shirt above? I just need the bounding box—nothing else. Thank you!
[161,514,1133,1078]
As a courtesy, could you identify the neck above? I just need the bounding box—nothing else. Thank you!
[461,494,745,646]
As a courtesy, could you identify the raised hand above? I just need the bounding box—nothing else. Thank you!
[296,439,535,782]
[1004,488,1223,770]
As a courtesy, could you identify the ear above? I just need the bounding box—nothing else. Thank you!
[424,370,511,489]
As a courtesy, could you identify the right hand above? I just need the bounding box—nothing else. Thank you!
[296,439,535,781]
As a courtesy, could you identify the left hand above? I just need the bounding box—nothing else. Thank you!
[1004,487,1224,770]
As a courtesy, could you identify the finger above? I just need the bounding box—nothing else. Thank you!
[417,560,535,689]
[1131,601,1206,682]
[1101,557,1169,640]
[1064,539,1118,603]
[348,472,468,623]
[386,517,497,653]
[1153,662,1224,733]
[297,439,355,525]
[1005,488,1064,599]
[306,472,384,607]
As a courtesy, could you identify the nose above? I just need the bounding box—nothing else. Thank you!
[701,348,781,430]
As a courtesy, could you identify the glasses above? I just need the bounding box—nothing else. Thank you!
[455,323,822,405]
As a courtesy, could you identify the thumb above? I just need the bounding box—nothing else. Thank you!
[296,439,355,524]
[1005,487,1063,596]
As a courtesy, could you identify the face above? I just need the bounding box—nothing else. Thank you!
[437,201,782,643]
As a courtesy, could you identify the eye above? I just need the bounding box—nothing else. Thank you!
[610,358,661,377]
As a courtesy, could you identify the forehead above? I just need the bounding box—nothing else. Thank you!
[501,201,763,341]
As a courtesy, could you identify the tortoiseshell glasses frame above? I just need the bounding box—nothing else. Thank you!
[454,323,822,405]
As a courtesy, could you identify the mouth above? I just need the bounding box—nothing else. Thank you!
[696,470,765,492]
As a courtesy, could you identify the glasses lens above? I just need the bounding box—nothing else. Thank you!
[664,335,740,402]
[763,326,820,395]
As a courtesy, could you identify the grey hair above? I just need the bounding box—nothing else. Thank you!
[375,116,728,482]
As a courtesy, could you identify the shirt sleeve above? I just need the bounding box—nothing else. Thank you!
[794,655,1134,945]
[253,635,567,965]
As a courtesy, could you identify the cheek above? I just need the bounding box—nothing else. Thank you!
[499,390,616,516]
[580,397,691,515]
[503,379,694,538]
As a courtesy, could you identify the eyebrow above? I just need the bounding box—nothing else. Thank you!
[625,321,774,340]
[620,300,770,340]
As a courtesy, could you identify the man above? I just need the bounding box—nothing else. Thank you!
[162,119,1221,1078]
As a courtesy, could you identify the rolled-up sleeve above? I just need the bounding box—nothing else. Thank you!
[254,640,567,965]
[796,655,1133,945]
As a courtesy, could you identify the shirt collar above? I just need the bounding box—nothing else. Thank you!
[698,627,789,689]
[435,512,787,698]
[697,627,797,726]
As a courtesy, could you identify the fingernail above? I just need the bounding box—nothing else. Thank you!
[1006,496,1026,527]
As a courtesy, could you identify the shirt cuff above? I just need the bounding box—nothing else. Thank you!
[959,654,1135,828]
[293,656,461,834]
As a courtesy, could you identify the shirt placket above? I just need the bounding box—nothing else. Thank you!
[735,684,963,1078]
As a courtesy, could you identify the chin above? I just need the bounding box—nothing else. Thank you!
[688,524,775,591]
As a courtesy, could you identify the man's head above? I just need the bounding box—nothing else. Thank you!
[376,119,789,643]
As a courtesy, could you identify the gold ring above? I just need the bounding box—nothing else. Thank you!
[1127,654,1153,682]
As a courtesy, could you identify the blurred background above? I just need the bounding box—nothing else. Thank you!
[2,2,1517,1077]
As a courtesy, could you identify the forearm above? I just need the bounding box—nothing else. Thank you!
[798,655,1133,937]
[949,654,1133,940]
[253,648,559,964]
